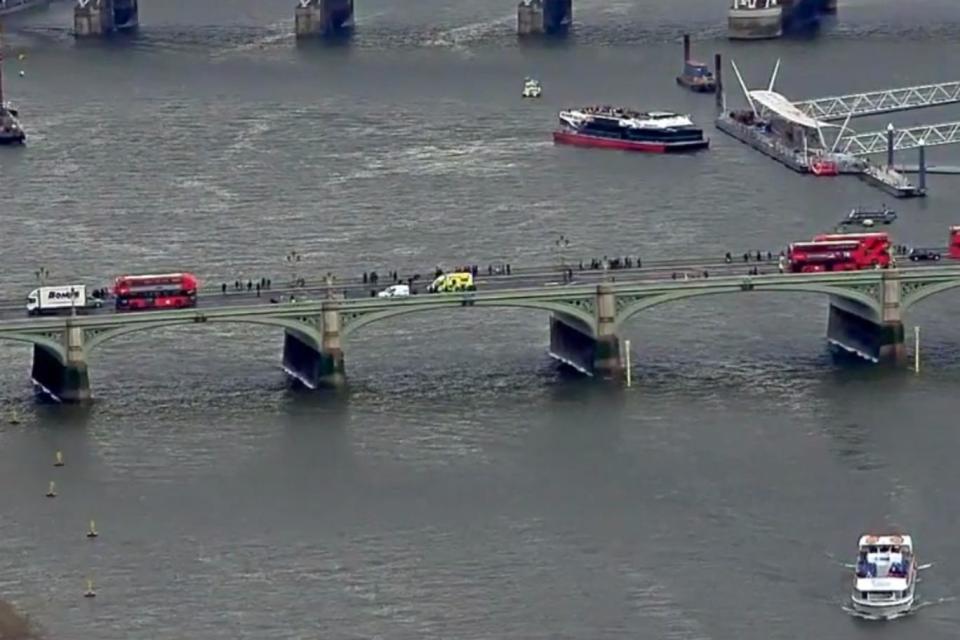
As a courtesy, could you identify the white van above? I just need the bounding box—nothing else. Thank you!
[377,284,410,298]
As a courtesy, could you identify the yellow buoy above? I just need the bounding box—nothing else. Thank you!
[87,520,98,538]
[84,578,96,598]
[45,481,57,498]
[54,451,65,467]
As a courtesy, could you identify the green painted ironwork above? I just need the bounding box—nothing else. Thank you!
[0,268,959,354]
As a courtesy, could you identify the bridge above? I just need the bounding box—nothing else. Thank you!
[3,263,960,403]
[71,0,574,38]
[794,81,960,122]
[834,121,960,156]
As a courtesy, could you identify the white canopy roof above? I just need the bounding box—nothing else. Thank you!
[749,90,831,130]
[858,534,913,548]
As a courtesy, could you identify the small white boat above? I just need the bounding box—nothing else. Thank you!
[522,77,542,99]
[850,534,917,619]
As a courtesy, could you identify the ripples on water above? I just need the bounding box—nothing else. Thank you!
[4,0,960,638]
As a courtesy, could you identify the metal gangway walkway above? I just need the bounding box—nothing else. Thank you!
[794,81,960,121]
[835,121,960,156]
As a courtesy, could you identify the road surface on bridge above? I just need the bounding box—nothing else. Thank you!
[0,252,945,323]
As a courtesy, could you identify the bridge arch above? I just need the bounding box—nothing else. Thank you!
[83,316,324,354]
[614,282,882,330]
[901,280,960,313]
[340,299,597,339]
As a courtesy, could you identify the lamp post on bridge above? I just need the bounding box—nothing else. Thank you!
[553,234,570,278]
[34,266,50,287]
[285,250,303,288]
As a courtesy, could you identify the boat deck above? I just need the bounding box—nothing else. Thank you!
[716,115,926,198]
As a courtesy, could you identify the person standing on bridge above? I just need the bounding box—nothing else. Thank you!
[221,283,227,295]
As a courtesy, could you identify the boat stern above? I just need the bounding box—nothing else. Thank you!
[851,575,914,618]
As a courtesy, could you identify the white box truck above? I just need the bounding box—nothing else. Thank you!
[26,285,101,316]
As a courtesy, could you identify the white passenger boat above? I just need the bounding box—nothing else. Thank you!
[522,77,542,99]
[728,0,782,40]
[850,534,917,619]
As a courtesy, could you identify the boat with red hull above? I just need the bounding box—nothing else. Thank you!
[554,106,709,154]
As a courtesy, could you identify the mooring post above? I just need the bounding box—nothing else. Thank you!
[914,325,920,373]
[714,53,723,115]
[886,123,895,169]
[682,34,690,63]
[624,339,632,387]
[917,138,927,192]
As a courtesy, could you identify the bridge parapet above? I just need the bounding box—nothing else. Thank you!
[3,267,960,401]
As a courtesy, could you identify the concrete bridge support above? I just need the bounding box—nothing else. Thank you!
[31,325,91,403]
[281,311,344,389]
[826,273,905,365]
[548,284,622,379]
[74,0,138,37]
[295,0,354,38]
[518,0,572,36]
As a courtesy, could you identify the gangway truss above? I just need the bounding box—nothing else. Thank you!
[834,121,960,156]
[794,81,960,121]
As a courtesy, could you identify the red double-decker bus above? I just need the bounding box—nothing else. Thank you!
[788,232,891,273]
[113,273,199,312]
[813,232,891,264]
[949,226,960,260]
[788,241,862,273]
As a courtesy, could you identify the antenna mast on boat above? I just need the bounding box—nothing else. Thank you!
[729,60,757,117]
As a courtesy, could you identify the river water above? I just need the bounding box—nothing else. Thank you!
[3,1,960,638]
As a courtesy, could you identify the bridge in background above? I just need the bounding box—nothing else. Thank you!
[3,266,960,403]
[71,0,574,38]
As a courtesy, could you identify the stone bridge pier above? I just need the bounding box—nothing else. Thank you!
[549,283,622,379]
[281,305,345,389]
[295,0,354,38]
[827,271,905,365]
[517,0,572,35]
[75,0,139,37]
[32,322,91,403]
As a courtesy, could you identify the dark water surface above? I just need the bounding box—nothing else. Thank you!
[3,1,960,638]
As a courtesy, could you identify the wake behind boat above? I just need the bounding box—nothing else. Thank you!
[553,106,709,153]
[850,534,917,619]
